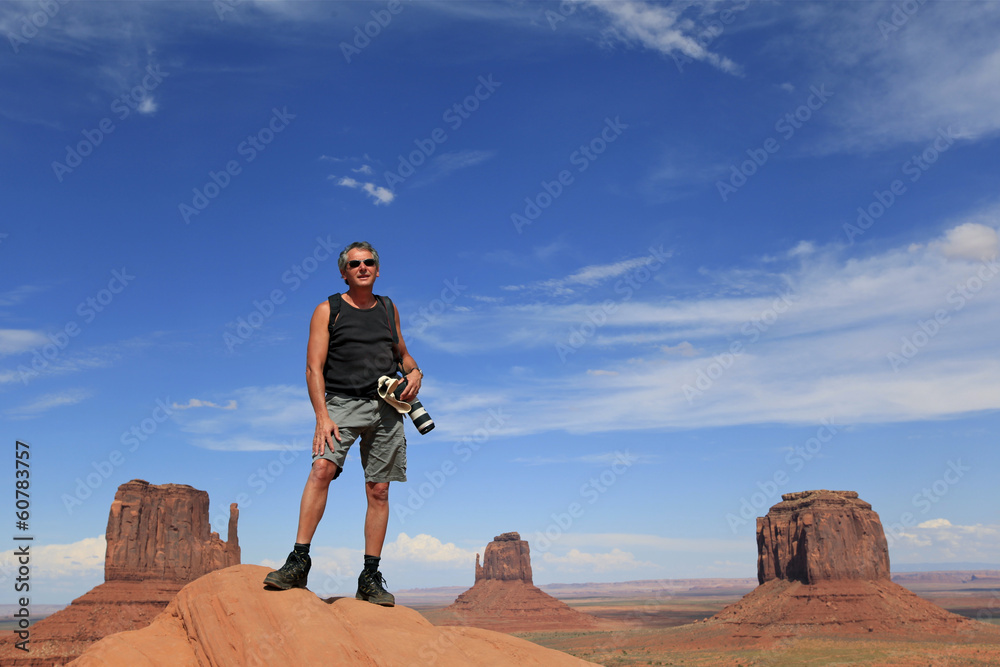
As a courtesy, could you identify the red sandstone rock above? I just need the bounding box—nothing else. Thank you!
[476,531,533,583]
[69,565,600,667]
[664,489,994,648]
[0,480,239,667]
[105,479,240,582]
[443,532,601,632]
[757,489,889,585]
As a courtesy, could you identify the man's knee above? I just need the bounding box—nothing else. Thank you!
[366,481,389,503]
[310,459,339,483]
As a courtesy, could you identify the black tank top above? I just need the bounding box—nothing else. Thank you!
[324,298,397,398]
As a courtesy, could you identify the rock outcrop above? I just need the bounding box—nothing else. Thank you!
[663,490,990,648]
[757,490,889,584]
[105,479,240,582]
[475,531,532,583]
[0,480,238,667]
[69,565,601,667]
[442,532,602,632]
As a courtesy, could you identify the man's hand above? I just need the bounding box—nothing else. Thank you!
[313,415,341,456]
[399,370,421,402]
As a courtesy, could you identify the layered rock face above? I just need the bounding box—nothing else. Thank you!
[756,490,889,585]
[475,531,533,583]
[444,532,600,632]
[106,479,240,582]
[675,489,983,646]
[70,565,601,667]
[0,480,239,667]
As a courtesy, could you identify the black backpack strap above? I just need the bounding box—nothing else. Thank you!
[376,295,399,347]
[376,295,402,372]
[327,293,342,331]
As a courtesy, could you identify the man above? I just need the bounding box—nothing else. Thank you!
[263,241,423,606]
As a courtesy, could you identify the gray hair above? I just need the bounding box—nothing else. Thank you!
[338,242,380,282]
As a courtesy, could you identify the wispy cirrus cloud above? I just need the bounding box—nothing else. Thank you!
[503,252,671,296]
[416,218,1000,437]
[568,0,742,74]
[4,388,93,419]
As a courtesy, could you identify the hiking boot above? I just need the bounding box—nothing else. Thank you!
[263,550,311,590]
[356,569,395,606]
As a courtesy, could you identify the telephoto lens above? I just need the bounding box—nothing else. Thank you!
[407,397,434,434]
[394,378,435,434]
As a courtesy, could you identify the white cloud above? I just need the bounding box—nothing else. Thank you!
[892,520,1000,564]
[570,0,741,74]
[418,219,1000,437]
[361,182,394,205]
[662,341,697,357]
[935,223,999,262]
[137,96,157,114]
[409,150,496,187]
[4,389,92,419]
[504,252,670,295]
[382,533,481,566]
[335,176,395,206]
[175,385,313,451]
[0,328,47,356]
[0,535,105,580]
[541,547,655,573]
[172,398,238,410]
[788,2,1000,150]
[788,241,816,257]
[351,164,374,175]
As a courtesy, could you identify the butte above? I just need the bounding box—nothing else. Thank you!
[0,479,239,666]
[668,489,1000,648]
[438,531,603,632]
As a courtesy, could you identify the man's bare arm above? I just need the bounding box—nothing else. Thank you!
[393,305,422,402]
[306,300,340,455]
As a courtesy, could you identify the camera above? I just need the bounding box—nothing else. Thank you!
[394,378,435,434]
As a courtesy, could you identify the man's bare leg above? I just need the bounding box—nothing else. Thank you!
[296,460,338,544]
[364,481,390,556]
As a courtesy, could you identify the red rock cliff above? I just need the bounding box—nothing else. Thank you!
[475,531,533,584]
[105,479,240,583]
[756,489,890,585]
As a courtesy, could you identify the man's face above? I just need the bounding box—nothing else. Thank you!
[341,248,379,288]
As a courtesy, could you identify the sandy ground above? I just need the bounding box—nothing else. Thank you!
[418,580,1000,666]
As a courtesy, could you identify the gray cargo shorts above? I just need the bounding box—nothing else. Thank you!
[314,394,407,483]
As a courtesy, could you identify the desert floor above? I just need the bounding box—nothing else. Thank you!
[415,580,1000,666]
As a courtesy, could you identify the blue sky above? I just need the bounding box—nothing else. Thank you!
[2,0,1000,604]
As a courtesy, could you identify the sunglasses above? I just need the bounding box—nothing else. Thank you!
[347,258,377,269]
